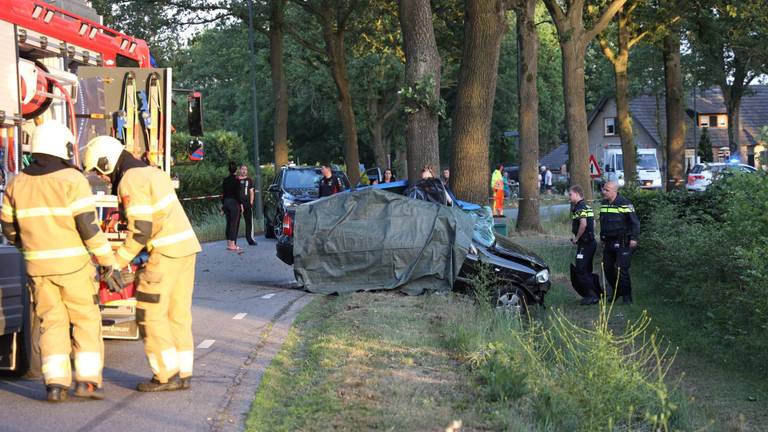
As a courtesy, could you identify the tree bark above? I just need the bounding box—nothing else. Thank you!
[513,0,541,232]
[663,31,685,190]
[399,0,441,183]
[270,0,289,168]
[367,87,399,170]
[543,0,628,200]
[450,0,508,205]
[722,89,744,162]
[322,13,361,186]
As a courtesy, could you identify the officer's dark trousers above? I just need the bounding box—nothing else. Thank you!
[223,198,241,242]
[242,204,255,243]
[603,240,633,298]
[574,239,597,297]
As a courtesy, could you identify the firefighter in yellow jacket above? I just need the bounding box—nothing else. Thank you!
[0,122,123,402]
[83,136,201,392]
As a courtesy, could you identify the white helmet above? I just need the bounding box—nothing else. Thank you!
[82,135,125,175]
[31,122,76,160]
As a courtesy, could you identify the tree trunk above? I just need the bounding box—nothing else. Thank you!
[399,0,441,183]
[368,96,388,169]
[722,91,744,162]
[614,11,636,185]
[514,0,541,232]
[663,32,685,190]
[560,40,592,200]
[323,25,361,186]
[450,0,508,205]
[270,0,289,168]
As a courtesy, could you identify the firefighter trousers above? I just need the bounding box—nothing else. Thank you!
[135,252,196,383]
[30,263,103,388]
[603,240,634,298]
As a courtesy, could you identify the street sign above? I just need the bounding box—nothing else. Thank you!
[589,154,602,178]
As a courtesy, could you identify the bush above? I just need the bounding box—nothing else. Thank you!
[630,173,768,369]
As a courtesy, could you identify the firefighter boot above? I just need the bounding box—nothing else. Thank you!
[74,382,105,400]
[47,385,68,402]
[137,373,183,392]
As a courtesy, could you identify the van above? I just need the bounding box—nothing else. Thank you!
[603,148,662,189]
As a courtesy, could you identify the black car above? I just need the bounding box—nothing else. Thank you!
[276,179,550,314]
[264,166,351,239]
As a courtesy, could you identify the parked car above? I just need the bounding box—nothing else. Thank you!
[264,166,350,239]
[277,179,551,314]
[686,162,757,192]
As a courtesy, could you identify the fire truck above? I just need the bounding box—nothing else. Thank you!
[0,0,201,376]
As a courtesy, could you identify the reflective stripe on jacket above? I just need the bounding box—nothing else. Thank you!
[1,167,115,276]
[115,166,201,268]
[599,195,641,240]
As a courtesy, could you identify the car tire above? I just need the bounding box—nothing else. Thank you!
[495,286,528,317]
[264,212,276,239]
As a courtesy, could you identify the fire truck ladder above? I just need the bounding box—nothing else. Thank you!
[145,72,163,168]
[116,71,137,155]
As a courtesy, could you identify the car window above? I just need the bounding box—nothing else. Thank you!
[691,165,702,174]
[738,165,756,172]
[709,166,725,173]
[637,153,659,170]
[283,169,322,189]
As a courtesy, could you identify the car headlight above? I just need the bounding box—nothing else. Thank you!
[282,197,297,208]
[535,269,549,283]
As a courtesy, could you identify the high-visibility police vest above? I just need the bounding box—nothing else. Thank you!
[599,195,641,240]
[1,157,115,276]
[115,166,201,268]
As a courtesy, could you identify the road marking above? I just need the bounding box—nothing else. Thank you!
[233,313,247,320]
[261,293,276,299]
[197,339,215,349]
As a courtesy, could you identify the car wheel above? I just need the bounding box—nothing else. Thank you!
[264,211,276,239]
[495,286,528,317]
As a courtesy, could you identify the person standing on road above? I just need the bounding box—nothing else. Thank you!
[0,123,123,402]
[491,164,505,216]
[568,185,600,305]
[238,164,257,246]
[83,136,202,393]
[318,164,344,198]
[599,181,640,304]
[222,162,242,251]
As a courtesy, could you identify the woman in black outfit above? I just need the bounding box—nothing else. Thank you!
[222,161,242,251]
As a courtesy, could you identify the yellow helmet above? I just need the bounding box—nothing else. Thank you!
[82,135,125,175]
[30,122,76,160]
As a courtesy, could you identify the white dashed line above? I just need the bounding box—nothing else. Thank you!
[232,313,247,320]
[261,293,276,299]
[197,339,215,349]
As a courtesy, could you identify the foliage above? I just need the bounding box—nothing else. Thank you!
[626,173,768,370]
[698,127,714,162]
[398,75,446,119]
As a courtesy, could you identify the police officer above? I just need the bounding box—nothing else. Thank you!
[599,181,640,304]
[83,136,201,392]
[568,185,600,305]
[0,122,123,402]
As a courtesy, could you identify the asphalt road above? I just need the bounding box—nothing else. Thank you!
[0,236,312,432]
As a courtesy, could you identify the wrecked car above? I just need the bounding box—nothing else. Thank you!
[276,179,551,313]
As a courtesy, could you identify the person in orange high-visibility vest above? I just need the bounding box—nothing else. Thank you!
[1,122,123,402]
[83,135,201,392]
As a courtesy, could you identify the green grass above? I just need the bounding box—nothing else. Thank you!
[187,204,263,243]
[246,293,508,431]
[513,236,768,431]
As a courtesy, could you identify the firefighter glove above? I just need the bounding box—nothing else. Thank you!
[101,266,125,293]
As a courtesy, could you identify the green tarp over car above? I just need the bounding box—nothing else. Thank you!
[293,188,475,295]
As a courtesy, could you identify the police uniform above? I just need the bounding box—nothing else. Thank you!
[570,199,600,303]
[1,153,114,399]
[114,159,202,390]
[599,194,640,302]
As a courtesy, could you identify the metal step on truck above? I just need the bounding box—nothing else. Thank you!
[0,0,202,376]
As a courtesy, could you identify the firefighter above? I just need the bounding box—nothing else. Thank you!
[599,181,640,304]
[0,122,123,402]
[568,185,600,305]
[82,136,201,392]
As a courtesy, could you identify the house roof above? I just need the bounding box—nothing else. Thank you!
[540,143,568,169]
[588,86,768,150]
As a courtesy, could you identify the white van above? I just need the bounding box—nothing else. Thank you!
[603,148,662,189]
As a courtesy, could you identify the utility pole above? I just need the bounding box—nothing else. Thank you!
[247,0,263,224]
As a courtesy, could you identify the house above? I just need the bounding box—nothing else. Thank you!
[585,86,768,172]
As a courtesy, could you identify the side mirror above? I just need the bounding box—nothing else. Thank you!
[604,164,612,173]
[187,92,204,137]
[268,184,279,193]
